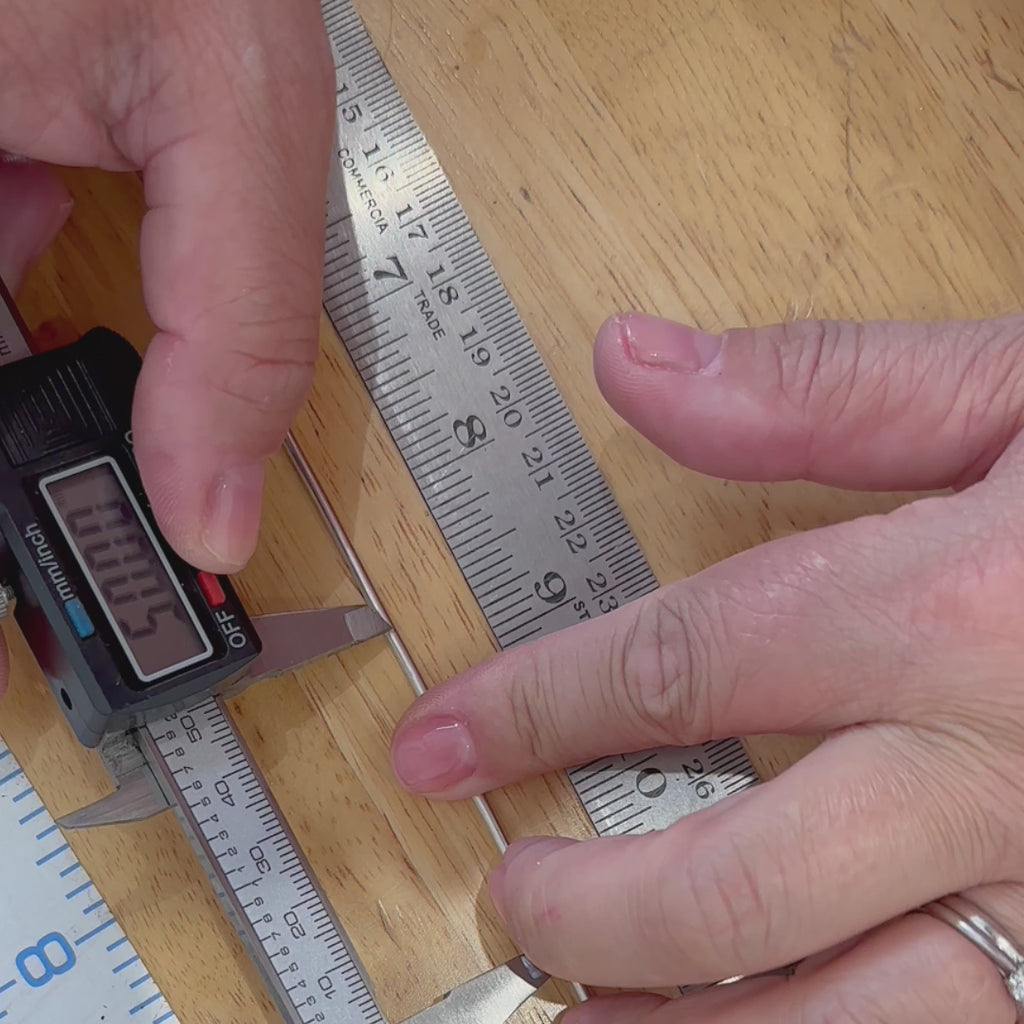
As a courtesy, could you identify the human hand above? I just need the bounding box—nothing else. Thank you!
[0,0,334,577]
[390,311,1024,1022]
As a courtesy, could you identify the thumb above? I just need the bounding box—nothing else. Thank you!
[126,4,335,573]
[594,311,1024,491]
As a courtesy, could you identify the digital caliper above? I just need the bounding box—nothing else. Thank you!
[0,314,260,747]
[0,280,395,1023]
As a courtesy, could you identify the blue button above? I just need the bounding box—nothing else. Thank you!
[64,598,95,639]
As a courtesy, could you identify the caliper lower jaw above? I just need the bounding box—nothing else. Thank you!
[58,729,172,829]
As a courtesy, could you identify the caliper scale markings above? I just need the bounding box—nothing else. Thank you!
[145,697,384,1024]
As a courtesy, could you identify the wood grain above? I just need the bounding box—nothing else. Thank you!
[4,0,1022,1020]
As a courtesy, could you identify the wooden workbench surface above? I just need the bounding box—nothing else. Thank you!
[5,0,1023,1020]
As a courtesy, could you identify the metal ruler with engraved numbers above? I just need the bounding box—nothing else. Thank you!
[0,1,758,1022]
[318,0,758,833]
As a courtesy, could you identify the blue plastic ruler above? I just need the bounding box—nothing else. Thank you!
[0,737,175,1023]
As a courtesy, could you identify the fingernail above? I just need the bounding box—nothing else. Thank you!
[612,312,723,375]
[202,462,264,571]
[390,715,476,793]
[488,837,578,924]
[554,1011,588,1024]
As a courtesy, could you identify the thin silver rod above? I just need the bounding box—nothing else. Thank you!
[283,432,588,1007]
[283,433,508,853]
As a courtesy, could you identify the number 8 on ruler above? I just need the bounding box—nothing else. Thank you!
[0,741,177,1023]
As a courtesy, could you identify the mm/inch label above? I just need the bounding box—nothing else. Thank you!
[146,698,383,1024]
[320,0,758,827]
[0,739,176,1024]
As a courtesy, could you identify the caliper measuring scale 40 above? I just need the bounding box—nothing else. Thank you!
[0,285,392,1023]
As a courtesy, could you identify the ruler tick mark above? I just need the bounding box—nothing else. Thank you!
[65,880,93,900]
[35,842,69,866]
[18,805,44,825]
[448,513,495,542]
[129,992,162,1015]
[75,916,115,945]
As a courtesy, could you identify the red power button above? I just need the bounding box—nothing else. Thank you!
[197,571,226,608]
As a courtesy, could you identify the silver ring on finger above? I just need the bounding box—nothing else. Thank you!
[918,894,1024,1021]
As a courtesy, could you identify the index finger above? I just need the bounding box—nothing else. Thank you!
[388,499,949,799]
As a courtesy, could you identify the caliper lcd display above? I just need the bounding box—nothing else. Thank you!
[40,456,213,682]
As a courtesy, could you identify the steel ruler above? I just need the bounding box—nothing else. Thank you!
[0,0,759,1021]
[318,0,758,833]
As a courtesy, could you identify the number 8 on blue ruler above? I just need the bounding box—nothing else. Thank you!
[0,738,176,1023]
